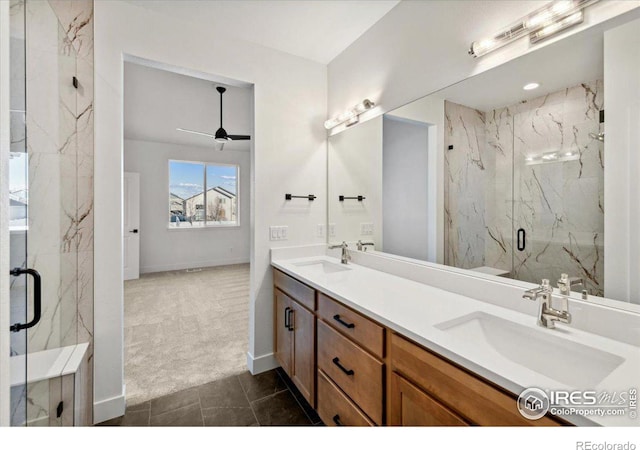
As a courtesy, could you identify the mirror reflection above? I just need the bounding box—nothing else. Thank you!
[327,11,640,306]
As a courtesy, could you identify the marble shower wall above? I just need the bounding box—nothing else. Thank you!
[444,101,492,269]
[445,81,604,295]
[9,0,94,425]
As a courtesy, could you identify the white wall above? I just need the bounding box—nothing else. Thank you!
[382,117,429,261]
[0,0,11,427]
[604,18,640,304]
[94,1,326,423]
[328,1,640,121]
[327,117,383,247]
[386,96,445,263]
[124,139,250,273]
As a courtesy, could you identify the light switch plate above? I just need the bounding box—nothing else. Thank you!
[269,225,289,241]
[360,223,374,236]
[328,223,336,237]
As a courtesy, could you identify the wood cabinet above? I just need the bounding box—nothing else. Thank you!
[273,271,316,407]
[317,321,384,424]
[317,370,373,427]
[389,333,564,426]
[274,290,293,375]
[273,268,566,427]
[390,373,467,426]
[317,292,384,358]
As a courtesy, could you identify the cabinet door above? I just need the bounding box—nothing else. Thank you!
[291,303,315,406]
[274,290,293,375]
[390,373,467,426]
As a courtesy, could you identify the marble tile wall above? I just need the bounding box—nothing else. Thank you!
[444,101,490,269]
[445,81,604,295]
[9,0,93,425]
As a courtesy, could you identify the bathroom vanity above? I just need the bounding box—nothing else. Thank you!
[271,248,639,427]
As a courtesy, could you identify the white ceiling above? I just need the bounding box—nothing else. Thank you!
[124,0,400,64]
[124,61,252,150]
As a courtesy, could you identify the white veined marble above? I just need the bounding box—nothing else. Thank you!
[445,80,604,296]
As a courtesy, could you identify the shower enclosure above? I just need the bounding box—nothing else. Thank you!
[7,0,94,426]
[445,80,605,296]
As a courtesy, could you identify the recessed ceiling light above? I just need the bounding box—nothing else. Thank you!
[523,82,540,91]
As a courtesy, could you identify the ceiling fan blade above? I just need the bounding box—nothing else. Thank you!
[227,135,251,141]
[176,127,215,138]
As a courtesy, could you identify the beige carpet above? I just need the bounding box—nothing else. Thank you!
[124,264,249,405]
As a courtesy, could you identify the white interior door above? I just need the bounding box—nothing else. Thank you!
[123,172,140,280]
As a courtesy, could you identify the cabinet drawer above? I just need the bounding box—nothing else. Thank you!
[317,321,383,425]
[273,269,315,311]
[317,293,384,358]
[317,370,373,427]
[390,333,563,426]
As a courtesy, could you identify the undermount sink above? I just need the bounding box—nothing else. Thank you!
[435,312,624,388]
[292,259,352,274]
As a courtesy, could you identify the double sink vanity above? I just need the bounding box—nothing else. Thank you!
[271,246,639,427]
[269,9,640,427]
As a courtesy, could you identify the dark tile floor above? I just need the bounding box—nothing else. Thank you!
[97,368,323,427]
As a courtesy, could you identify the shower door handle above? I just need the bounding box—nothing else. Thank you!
[9,268,42,332]
[517,228,526,251]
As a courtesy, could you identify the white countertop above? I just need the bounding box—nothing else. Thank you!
[272,254,640,427]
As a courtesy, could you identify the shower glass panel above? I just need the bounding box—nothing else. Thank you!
[8,0,84,426]
[442,80,605,295]
[9,0,28,426]
[512,81,605,296]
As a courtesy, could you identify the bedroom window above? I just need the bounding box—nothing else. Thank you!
[168,160,239,228]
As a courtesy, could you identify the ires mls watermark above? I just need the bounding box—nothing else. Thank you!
[517,387,638,420]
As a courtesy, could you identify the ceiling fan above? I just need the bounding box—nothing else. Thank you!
[177,86,250,148]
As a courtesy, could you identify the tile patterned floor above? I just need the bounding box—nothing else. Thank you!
[97,368,323,427]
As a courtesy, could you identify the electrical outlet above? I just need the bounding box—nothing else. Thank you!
[317,224,325,238]
[328,223,336,237]
[281,226,288,240]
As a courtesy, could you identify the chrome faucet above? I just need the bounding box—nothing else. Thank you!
[329,241,351,264]
[522,278,571,329]
[356,240,375,252]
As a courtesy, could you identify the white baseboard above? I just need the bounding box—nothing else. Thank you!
[246,352,279,375]
[93,389,126,425]
[140,257,250,274]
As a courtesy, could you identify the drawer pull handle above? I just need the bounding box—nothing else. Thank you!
[333,314,355,329]
[284,307,290,329]
[332,357,354,376]
[332,414,344,426]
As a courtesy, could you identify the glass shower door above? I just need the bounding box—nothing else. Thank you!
[9,0,29,426]
[511,81,605,296]
[7,0,82,426]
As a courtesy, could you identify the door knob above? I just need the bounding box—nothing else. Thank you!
[130,229,139,234]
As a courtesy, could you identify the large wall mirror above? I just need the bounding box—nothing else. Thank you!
[328,8,640,309]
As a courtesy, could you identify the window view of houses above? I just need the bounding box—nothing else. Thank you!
[169,160,238,227]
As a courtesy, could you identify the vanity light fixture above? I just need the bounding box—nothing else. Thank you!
[530,11,584,44]
[468,0,599,58]
[526,150,579,165]
[324,99,375,130]
[523,82,540,91]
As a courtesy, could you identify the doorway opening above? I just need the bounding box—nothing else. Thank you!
[122,59,253,406]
